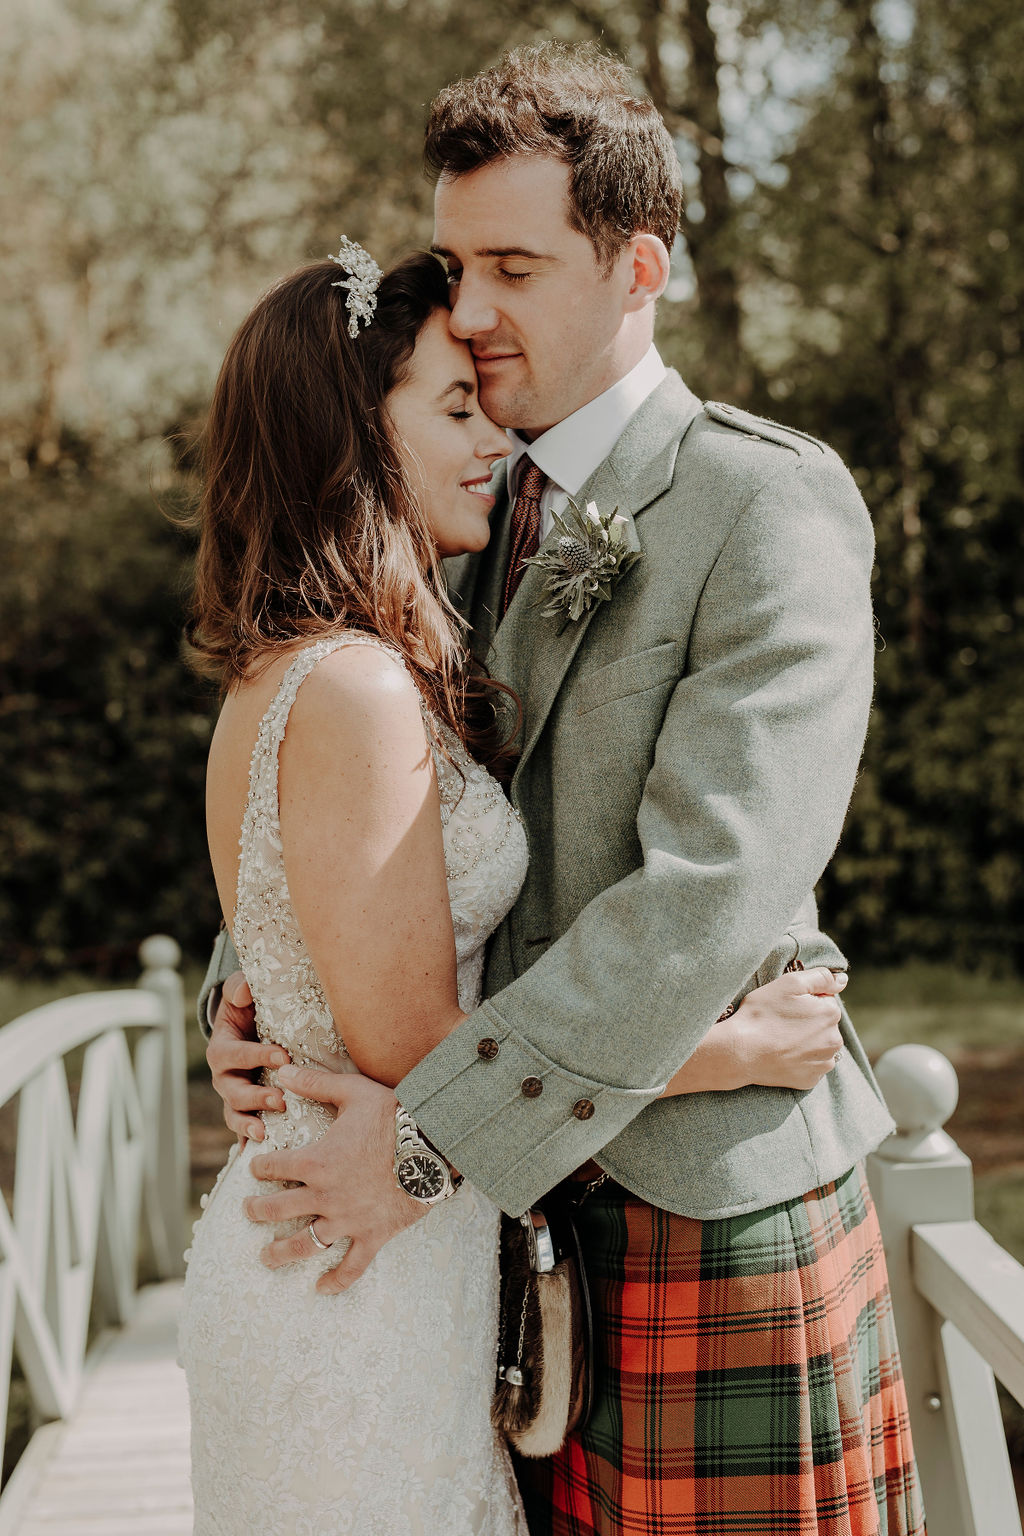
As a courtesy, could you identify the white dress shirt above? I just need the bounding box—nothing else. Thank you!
[505,346,668,538]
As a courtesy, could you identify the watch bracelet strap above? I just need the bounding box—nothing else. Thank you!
[395,1106,462,1186]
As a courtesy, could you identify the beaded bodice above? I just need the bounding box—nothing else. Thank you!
[232,634,528,1151]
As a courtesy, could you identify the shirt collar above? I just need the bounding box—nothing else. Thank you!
[505,345,667,498]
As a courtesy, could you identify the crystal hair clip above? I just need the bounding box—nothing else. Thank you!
[328,235,383,339]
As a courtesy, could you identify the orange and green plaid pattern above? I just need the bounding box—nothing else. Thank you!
[514,1167,925,1536]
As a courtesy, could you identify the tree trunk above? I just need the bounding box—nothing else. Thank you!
[842,0,926,655]
[677,0,749,399]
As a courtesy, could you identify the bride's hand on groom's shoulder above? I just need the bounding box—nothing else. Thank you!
[244,1068,426,1294]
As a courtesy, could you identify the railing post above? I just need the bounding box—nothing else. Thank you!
[138,935,189,1278]
[867,1044,1022,1536]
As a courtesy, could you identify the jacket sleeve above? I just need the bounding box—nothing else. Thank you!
[196,927,241,1037]
[396,452,876,1214]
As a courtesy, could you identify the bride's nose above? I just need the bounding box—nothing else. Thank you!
[476,425,511,464]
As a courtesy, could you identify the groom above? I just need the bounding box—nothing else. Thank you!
[203,42,922,1536]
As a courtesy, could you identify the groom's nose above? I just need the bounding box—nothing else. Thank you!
[447,276,499,341]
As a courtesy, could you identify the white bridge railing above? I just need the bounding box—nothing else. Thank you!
[868,1044,1024,1536]
[0,936,188,1476]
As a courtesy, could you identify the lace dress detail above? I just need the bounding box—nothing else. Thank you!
[178,635,529,1536]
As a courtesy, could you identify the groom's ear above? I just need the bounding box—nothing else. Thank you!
[623,233,671,310]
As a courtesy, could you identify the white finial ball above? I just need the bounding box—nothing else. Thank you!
[139,934,182,971]
[875,1044,959,1134]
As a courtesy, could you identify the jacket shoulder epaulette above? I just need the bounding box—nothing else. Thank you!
[703,400,828,457]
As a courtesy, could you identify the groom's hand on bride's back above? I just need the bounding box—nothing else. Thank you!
[244,1068,425,1294]
[207,972,289,1143]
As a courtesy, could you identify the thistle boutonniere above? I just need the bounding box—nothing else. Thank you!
[523,498,642,624]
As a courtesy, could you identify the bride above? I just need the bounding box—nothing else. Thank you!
[179,240,848,1534]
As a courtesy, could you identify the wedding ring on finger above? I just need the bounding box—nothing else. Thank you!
[307,1217,331,1251]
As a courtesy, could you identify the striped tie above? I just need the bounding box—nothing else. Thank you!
[502,459,547,617]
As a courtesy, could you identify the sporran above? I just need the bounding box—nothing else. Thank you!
[492,1185,596,1458]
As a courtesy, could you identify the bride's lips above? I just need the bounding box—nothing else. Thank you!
[461,475,496,508]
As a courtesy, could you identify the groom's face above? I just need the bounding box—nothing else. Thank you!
[433,155,633,439]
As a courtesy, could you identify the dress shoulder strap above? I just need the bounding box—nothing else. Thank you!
[236,635,410,921]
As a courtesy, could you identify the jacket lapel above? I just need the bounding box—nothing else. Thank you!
[493,455,630,780]
[493,371,704,785]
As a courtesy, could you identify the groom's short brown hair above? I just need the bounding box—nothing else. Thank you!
[424,42,683,270]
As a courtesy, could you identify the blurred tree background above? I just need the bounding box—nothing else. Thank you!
[1,0,1021,975]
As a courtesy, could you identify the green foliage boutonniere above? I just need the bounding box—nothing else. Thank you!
[523,499,642,624]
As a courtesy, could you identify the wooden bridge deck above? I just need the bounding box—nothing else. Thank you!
[0,1282,193,1535]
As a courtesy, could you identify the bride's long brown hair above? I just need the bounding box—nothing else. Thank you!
[188,251,517,777]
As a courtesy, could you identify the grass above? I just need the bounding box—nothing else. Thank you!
[846,962,1024,1009]
[976,1171,1024,1266]
[846,963,1024,1054]
[0,970,113,1028]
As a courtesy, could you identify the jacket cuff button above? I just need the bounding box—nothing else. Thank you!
[477,1038,500,1060]
[572,1098,595,1120]
[521,1076,543,1098]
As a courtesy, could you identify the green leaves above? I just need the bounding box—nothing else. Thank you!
[0,477,220,975]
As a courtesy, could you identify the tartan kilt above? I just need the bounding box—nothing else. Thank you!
[513,1165,925,1536]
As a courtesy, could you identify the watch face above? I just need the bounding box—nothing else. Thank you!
[397,1152,448,1202]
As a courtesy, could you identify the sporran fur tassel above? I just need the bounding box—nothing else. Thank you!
[492,1214,542,1437]
[492,1203,594,1457]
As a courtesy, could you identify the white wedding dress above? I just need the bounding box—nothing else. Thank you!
[178,636,530,1536]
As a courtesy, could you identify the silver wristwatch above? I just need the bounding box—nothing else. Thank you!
[394,1106,462,1205]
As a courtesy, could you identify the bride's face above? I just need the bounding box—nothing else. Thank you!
[386,308,510,560]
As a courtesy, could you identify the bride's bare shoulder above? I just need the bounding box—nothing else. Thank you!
[209,640,424,796]
[284,640,423,742]
[223,637,416,726]
[279,641,436,814]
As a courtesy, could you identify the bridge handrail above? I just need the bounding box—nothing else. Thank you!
[867,1043,1024,1536]
[0,991,166,1105]
[913,1219,1024,1409]
[0,936,189,1476]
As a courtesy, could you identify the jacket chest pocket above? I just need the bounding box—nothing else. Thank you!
[574,639,686,717]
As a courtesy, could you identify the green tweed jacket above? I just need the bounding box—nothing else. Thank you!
[199,372,894,1218]
[396,373,893,1216]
